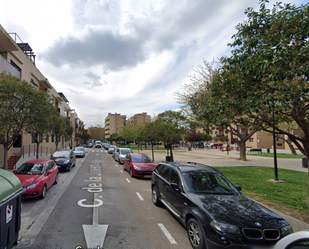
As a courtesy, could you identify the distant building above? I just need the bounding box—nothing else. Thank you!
[88,126,105,142]
[105,113,126,140]
[126,112,151,126]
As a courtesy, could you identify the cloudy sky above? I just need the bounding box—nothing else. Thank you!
[1,0,306,128]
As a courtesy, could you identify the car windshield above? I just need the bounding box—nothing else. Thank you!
[121,150,132,155]
[52,151,70,158]
[182,171,239,195]
[132,155,152,163]
[75,147,84,151]
[16,163,45,175]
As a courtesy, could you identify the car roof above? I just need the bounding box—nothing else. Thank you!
[158,161,219,174]
[24,159,53,164]
[130,153,148,156]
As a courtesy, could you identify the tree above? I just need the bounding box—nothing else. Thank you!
[224,1,309,155]
[26,91,56,159]
[218,0,309,206]
[142,121,163,161]
[0,73,46,169]
[156,111,189,162]
[176,60,262,160]
[50,112,66,151]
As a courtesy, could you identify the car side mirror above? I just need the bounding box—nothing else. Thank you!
[170,183,180,191]
[13,170,17,174]
[236,186,242,192]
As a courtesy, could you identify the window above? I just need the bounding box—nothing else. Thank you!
[249,138,254,142]
[158,165,170,180]
[169,169,180,186]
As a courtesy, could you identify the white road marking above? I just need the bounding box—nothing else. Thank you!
[120,170,123,173]
[158,223,177,245]
[126,178,131,183]
[136,192,144,201]
[115,164,118,167]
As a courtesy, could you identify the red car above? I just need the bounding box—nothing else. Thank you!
[123,153,157,178]
[14,159,59,199]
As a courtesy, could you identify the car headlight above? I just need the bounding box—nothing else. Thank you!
[64,159,70,164]
[27,182,39,189]
[133,164,141,170]
[210,220,240,234]
[281,225,293,237]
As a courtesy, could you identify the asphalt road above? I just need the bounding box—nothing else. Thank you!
[14,148,192,249]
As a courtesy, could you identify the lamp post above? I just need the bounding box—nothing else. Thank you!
[272,95,279,181]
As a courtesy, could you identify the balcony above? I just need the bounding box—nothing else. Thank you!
[0,55,21,78]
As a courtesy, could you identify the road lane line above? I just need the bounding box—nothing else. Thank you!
[126,178,131,183]
[158,223,177,245]
[136,192,144,201]
[120,170,123,173]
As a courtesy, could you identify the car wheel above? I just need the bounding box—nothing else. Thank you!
[152,186,161,206]
[68,164,71,172]
[129,167,134,177]
[40,184,47,199]
[123,165,126,171]
[54,173,59,185]
[187,218,206,249]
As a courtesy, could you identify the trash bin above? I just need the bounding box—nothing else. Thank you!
[188,147,192,151]
[267,148,270,153]
[302,157,308,168]
[0,169,25,249]
[166,156,171,162]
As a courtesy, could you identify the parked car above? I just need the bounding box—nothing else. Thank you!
[87,142,93,148]
[13,159,59,199]
[51,149,76,171]
[221,144,231,151]
[103,143,110,150]
[123,153,156,177]
[108,145,117,154]
[73,147,85,158]
[114,148,133,164]
[151,162,293,249]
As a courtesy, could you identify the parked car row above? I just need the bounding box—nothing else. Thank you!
[13,147,85,200]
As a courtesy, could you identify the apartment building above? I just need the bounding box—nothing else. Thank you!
[87,126,105,142]
[126,112,151,126]
[104,113,126,140]
[198,125,285,150]
[0,25,84,168]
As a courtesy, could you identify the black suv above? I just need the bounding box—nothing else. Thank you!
[151,162,293,249]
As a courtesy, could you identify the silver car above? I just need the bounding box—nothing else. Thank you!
[73,147,85,158]
[115,148,133,164]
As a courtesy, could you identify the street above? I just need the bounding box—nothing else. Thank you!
[15,148,191,249]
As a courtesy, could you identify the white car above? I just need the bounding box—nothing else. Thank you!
[114,148,133,164]
[73,147,85,158]
[274,230,309,249]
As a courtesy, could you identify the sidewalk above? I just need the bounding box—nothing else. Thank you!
[141,147,308,172]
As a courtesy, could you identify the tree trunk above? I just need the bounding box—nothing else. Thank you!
[151,143,155,162]
[239,140,247,161]
[287,140,297,155]
[170,147,174,162]
[2,144,8,170]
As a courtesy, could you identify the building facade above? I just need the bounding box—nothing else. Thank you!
[126,112,151,126]
[104,113,127,140]
[0,25,84,168]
